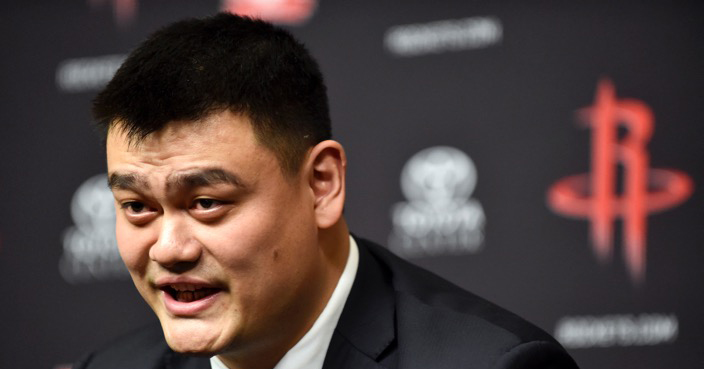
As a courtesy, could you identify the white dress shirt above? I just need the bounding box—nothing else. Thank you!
[211,236,359,369]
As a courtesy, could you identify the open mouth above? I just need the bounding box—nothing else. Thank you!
[162,284,220,303]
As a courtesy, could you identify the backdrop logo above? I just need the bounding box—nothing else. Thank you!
[389,146,485,257]
[59,174,128,283]
[56,54,126,93]
[88,0,318,27]
[555,313,678,348]
[88,0,138,27]
[222,0,317,25]
[385,17,502,57]
[547,80,693,283]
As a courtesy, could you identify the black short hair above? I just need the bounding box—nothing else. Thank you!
[93,13,332,174]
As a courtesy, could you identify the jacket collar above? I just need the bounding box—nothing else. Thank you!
[324,236,396,366]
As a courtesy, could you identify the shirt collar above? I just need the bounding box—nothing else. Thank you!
[211,235,360,369]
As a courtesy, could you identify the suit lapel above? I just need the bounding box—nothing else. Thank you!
[322,331,389,369]
[323,237,397,369]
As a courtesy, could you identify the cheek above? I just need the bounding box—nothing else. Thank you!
[195,205,313,286]
[195,182,318,275]
[197,214,276,270]
[115,218,153,273]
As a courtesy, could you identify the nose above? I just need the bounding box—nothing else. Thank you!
[149,213,202,269]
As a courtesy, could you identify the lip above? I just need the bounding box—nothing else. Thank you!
[162,289,222,316]
[155,277,224,317]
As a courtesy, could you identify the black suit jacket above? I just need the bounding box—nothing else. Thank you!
[75,237,578,369]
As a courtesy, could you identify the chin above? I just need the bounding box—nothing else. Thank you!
[160,318,224,355]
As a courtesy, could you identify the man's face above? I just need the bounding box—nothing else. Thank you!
[106,111,327,356]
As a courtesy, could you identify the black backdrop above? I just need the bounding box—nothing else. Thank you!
[1,1,703,368]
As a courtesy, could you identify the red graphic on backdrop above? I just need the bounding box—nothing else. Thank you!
[222,0,317,25]
[88,0,317,27]
[88,0,138,26]
[547,79,693,283]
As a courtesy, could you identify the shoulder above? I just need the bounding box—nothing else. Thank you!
[73,323,207,369]
[356,237,578,368]
[72,323,167,369]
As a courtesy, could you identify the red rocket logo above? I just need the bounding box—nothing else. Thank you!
[88,0,138,27]
[222,0,318,25]
[547,80,693,283]
[87,0,318,27]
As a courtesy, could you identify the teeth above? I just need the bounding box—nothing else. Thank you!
[171,283,199,291]
[175,289,213,302]
[162,283,219,302]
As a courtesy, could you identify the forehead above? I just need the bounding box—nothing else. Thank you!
[105,111,277,179]
[107,111,253,153]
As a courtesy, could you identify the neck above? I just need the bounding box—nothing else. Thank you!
[319,219,350,275]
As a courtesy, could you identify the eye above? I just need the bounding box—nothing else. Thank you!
[119,201,158,225]
[192,198,221,210]
[122,201,147,213]
[190,198,230,222]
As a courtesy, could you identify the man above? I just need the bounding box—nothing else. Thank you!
[76,13,578,369]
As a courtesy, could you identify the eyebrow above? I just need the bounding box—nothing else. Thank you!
[108,168,245,192]
[108,172,149,191]
[167,168,245,191]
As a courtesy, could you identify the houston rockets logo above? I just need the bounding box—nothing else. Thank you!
[222,0,318,25]
[547,80,693,283]
[88,0,138,27]
[88,0,317,27]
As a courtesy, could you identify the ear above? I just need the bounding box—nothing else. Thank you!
[306,140,347,229]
